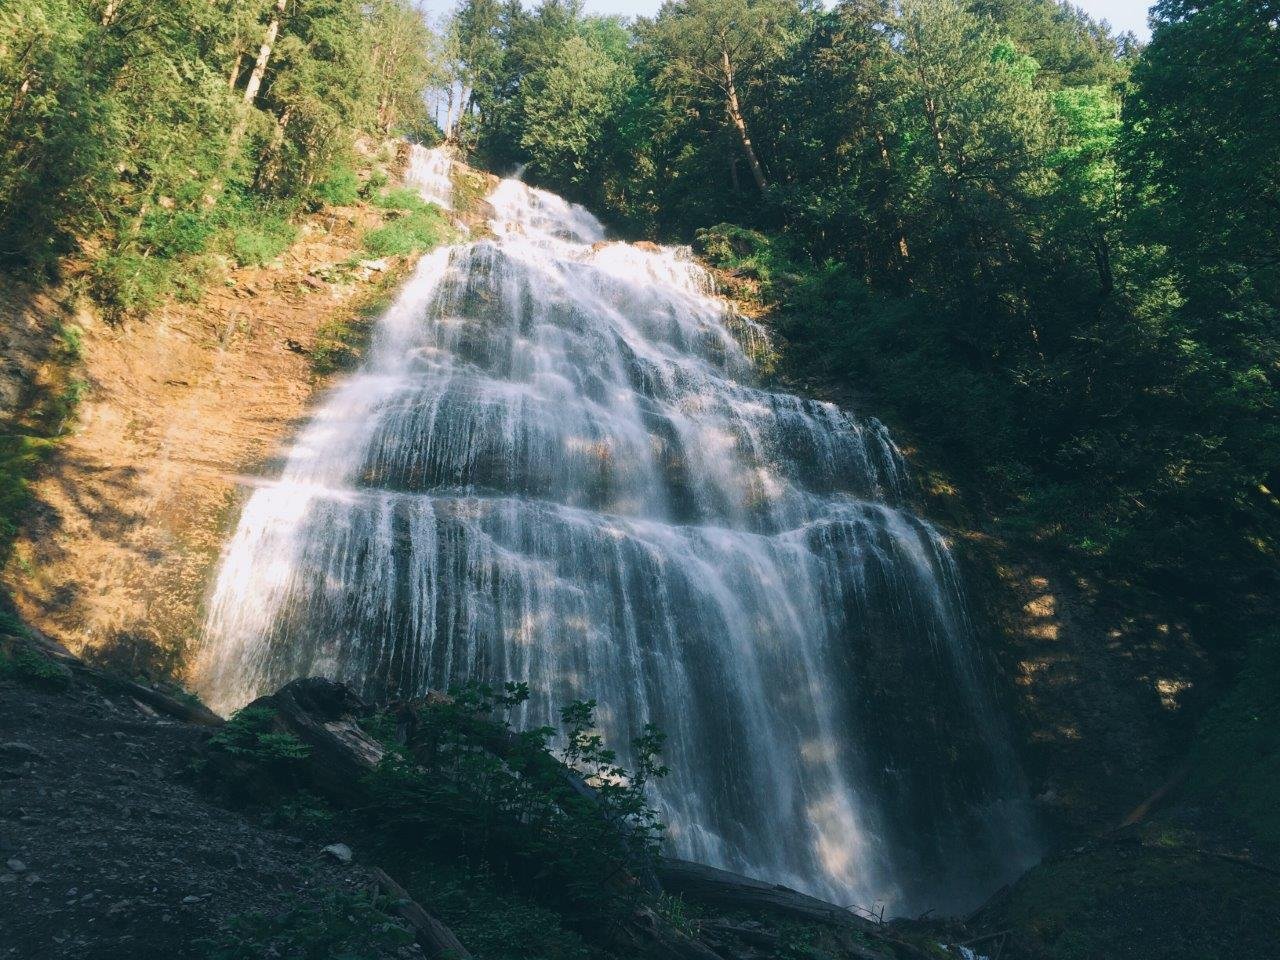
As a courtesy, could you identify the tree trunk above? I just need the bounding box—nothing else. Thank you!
[254,105,292,190]
[721,50,767,193]
[874,127,910,262]
[243,0,287,106]
[371,868,473,959]
[227,52,243,91]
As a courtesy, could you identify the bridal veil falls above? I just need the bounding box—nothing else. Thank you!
[198,146,1037,915]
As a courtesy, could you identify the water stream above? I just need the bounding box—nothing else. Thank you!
[198,146,1037,914]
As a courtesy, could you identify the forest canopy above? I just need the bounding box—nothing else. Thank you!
[438,0,1279,638]
[0,0,440,310]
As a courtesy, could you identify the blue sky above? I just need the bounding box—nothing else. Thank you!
[581,0,1153,39]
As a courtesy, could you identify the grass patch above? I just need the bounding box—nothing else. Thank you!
[229,216,297,267]
[363,187,452,257]
[313,164,360,206]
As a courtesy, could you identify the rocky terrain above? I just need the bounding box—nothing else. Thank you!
[0,657,416,959]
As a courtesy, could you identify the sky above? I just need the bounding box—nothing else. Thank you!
[580,0,1153,39]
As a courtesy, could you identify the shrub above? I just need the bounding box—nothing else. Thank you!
[314,165,360,206]
[55,323,83,362]
[197,890,412,960]
[206,706,310,767]
[141,209,218,259]
[90,251,173,314]
[0,638,72,690]
[362,682,667,925]
[362,186,453,256]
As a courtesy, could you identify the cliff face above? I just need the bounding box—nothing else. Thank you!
[1,195,422,683]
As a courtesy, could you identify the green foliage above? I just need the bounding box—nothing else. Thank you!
[362,193,452,257]
[197,889,412,960]
[0,0,442,311]
[230,218,298,268]
[314,166,362,206]
[54,323,84,362]
[207,706,310,767]
[1188,636,1280,851]
[0,638,72,690]
[362,681,667,925]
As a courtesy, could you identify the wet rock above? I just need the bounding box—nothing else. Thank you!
[8,857,28,873]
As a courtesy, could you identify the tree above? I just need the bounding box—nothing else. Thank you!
[641,0,812,194]
[518,29,633,193]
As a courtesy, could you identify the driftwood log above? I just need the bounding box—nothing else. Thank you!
[657,858,875,932]
[372,867,472,959]
[244,677,387,804]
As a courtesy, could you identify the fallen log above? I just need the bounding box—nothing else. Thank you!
[371,867,472,959]
[77,663,225,726]
[656,858,874,932]
[626,904,728,960]
[245,677,387,804]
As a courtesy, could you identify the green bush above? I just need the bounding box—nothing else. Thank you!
[362,682,667,925]
[141,208,218,259]
[0,640,72,690]
[314,165,360,206]
[369,186,425,211]
[90,251,173,314]
[197,890,412,960]
[206,706,310,767]
[55,323,84,362]
[362,200,451,258]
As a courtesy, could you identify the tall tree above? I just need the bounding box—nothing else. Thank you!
[641,0,811,194]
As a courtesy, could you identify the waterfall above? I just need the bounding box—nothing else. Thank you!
[198,146,1038,915]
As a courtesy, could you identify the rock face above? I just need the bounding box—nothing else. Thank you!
[0,185,429,686]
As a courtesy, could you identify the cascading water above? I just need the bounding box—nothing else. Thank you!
[198,146,1038,914]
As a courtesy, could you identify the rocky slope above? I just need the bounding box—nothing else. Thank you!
[0,652,400,960]
[1,156,429,683]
